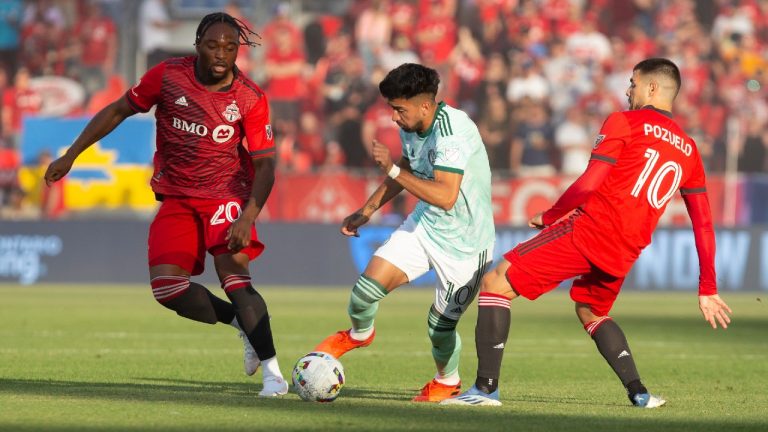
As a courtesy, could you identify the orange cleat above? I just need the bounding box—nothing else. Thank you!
[314,329,375,359]
[412,379,461,402]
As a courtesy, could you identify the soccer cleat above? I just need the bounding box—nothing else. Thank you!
[238,331,260,376]
[439,385,502,406]
[314,329,375,359]
[258,375,289,397]
[632,393,667,408]
[412,379,462,402]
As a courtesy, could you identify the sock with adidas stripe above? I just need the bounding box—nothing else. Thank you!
[586,316,645,398]
[348,275,389,339]
[428,306,462,381]
[474,292,511,394]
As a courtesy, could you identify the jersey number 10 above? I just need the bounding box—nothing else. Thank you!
[630,148,682,209]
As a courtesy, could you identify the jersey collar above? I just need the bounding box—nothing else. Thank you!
[417,101,446,138]
[641,105,673,118]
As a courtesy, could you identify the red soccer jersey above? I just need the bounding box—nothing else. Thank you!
[125,56,275,200]
[572,107,708,277]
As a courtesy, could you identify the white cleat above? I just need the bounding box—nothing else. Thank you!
[239,331,260,376]
[258,375,289,397]
[632,393,667,408]
[440,386,502,406]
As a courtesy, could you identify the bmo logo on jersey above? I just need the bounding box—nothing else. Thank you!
[172,117,235,143]
[212,125,235,143]
[172,117,208,136]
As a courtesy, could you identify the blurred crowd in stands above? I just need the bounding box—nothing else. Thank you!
[0,0,767,219]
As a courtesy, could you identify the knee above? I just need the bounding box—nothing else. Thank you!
[150,275,190,306]
[575,302,600,325]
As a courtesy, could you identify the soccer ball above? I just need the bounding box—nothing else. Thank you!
[292,351,345,402]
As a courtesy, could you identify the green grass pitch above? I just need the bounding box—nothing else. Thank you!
[0,284,766,431]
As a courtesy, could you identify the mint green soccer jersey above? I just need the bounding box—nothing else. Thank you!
[400,102,495,259]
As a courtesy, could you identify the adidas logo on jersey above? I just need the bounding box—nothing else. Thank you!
[175,96,189,106]
[618,350,630,358]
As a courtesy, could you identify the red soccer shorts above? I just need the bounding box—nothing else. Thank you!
[148,196,265,275]
[503,219,625,316]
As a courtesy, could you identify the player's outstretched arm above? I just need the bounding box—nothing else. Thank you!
[44,96,135,186]
[698,294,732,329]
[341,170,406,237]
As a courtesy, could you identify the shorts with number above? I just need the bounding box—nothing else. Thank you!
[503,218,624,317]
[374,217,493,320]
[148,196,265,275]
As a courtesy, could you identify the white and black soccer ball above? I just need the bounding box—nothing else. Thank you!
[292,351,345,402]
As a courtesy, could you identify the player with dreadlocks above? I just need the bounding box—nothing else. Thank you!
[44,12,288,397]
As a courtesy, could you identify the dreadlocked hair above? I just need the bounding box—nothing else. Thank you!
[195,12,261,47]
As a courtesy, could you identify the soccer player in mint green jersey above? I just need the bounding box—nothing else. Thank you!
[315,63,495,402]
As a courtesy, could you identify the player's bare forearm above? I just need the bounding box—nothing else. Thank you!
[360,177,404,217]
[45,97,134,185]
[241,156,275,223]
[393,168,461,211]
[65,97,135,160]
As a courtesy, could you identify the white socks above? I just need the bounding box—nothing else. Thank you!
[350,327,374,341]
[434,372,460,386]
[261,356,283,378]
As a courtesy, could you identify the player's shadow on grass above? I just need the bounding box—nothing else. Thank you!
[4,378,768,432]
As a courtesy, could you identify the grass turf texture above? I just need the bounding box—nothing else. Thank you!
[0,284,766,432]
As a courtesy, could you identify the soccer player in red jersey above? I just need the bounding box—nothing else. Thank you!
[442,58,733,408]
[43,13,288,397]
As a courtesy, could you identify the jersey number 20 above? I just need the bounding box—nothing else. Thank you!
[210,202,242,225]
[630,148,682,209]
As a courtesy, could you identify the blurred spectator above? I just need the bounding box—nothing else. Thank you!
[0,66,7,136]
[477,92,512,172]
[295,111,327,169]
[473,52,507,114]
[325,55,372,168]
[362,98,402,160]
[0,0,23,76]
[262,2,303,51]
[27,149,65,219]
[414,0,456,66]
[139,0,178,69]
[447,26,484,115]
[378,32,420,72]
[0,185,39,220]
[511,102,556,177]
[565,19,612,65]
[738,119,767,173]
[22,0,65,28]
[389,0,416,42]
[85,73,126,114]
[355,0,392,75]
[72,1,117,102]
[554,106,592,176]
[506,56,550,103]
[224,1,255,78]
[263,3,306,134]
[2,67,42,149]
[0,138,19,207]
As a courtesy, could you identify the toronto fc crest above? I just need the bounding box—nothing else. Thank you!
[223,101,241,122]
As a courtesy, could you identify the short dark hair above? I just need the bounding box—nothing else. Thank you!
[633,58,681,97]
[195,12,260,48]
[379,63,440,100]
